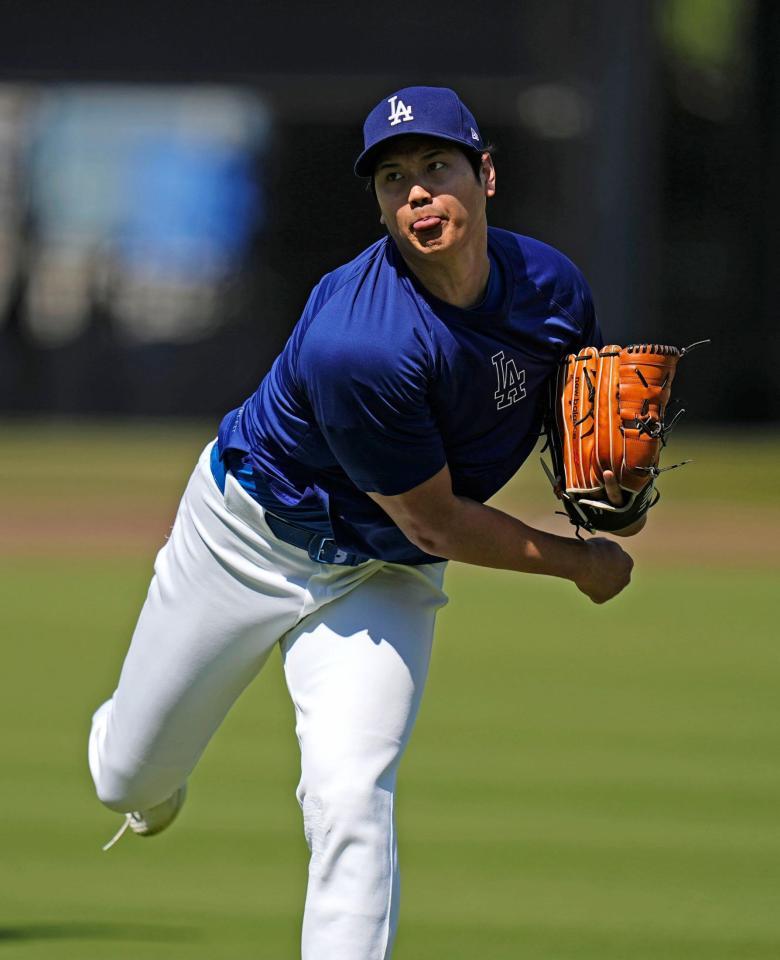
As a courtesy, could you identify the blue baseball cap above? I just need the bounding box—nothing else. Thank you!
[354,85,484,178]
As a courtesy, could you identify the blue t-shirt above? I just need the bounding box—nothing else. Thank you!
[217,227,601,564]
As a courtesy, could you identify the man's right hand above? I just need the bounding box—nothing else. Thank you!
[574,537,634,604]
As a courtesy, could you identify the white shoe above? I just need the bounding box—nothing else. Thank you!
[102,784,188,851]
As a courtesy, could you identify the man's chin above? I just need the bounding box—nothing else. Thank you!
[409,225,445,250]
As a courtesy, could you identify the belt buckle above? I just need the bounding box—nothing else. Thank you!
[309,536,349,565]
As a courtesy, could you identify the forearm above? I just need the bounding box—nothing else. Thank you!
[407,495,587,583]
[369,465,633,602]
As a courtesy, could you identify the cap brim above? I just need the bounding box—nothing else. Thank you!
[354,131,483,178]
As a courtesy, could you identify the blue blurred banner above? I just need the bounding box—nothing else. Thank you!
[21,86,269,346]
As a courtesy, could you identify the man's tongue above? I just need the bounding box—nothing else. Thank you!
[413,216,442,232]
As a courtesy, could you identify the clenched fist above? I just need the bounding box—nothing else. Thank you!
[574,536,634,604]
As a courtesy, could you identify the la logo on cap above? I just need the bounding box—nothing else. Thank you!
[387,95,414,126]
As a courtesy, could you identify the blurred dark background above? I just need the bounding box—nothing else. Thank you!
[0,0,775,422]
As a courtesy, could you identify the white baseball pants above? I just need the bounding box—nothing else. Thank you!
[88,442,447,960]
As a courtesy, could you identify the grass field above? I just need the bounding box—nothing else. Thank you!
[1,421,778,959]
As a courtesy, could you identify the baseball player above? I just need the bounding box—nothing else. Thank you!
[89,86,636,960]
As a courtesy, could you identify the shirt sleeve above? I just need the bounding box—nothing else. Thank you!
[551,264,603,352]
[300,333,446,496]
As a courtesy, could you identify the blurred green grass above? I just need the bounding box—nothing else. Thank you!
[0,422,778,959]
[0,420,777,505]
[0,420,211,505]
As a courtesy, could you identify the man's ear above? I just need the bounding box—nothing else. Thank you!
[379,213,386,225]
[482,154,496,198]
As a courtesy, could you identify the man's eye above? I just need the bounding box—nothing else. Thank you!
[385,171,403,182]
[429,161,446,171]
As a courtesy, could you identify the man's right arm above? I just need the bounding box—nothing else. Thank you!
[367,464,633,605]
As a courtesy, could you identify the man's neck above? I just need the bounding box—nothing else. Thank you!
[400,234,491,310]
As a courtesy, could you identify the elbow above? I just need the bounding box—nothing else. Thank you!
[399,517,452,557]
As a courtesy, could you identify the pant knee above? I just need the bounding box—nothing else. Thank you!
[301,779,393,866]
[94,758,184,812]
[88,700,177,812]
[93,764,144,812]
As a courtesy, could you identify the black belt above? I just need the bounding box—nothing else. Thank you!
[262,512,365,566]
[210,443,366,566]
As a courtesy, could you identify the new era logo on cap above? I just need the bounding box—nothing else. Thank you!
[354,85,484,177]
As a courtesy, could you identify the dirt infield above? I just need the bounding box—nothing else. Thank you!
[0,500,176,558]
[3,488,777,570]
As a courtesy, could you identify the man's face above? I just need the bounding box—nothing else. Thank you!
[373,136,496,261]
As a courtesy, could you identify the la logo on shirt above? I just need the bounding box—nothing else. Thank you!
[491,351,526,410]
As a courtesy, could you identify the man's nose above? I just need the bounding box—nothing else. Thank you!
[408,182,432,208]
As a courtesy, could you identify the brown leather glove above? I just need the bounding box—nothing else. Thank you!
[542,341,707,534]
